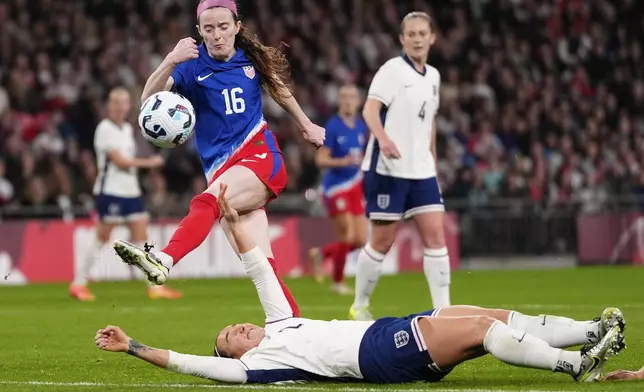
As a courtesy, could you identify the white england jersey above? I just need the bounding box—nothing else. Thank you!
[92,119,141,198]
[361,56,440,179]
[164,247,374,384]
[241,317,373,382]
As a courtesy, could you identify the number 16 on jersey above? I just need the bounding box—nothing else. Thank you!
[222,88,246,114]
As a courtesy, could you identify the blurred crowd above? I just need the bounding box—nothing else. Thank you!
[0,0,643,219]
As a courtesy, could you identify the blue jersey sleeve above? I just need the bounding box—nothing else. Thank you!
[171,61,194,96]
[323,119,337,152]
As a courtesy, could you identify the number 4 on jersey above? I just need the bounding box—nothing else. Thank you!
[418,101,427,120]
[222,87,245,115]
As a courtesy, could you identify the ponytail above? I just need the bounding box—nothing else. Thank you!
[236,23,292,107]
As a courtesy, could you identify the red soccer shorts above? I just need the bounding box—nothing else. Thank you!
[209,129,287,202]
[323,181,365,217]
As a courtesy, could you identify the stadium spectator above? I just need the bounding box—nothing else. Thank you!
[0,0,642,220]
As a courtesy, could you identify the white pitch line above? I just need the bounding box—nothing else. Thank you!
[0,381,561,392]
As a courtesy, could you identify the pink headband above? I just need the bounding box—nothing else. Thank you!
[197,0,238,19]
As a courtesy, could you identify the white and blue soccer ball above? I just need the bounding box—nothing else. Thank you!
[139,91,196,148]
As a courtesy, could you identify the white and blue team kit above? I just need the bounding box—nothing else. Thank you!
[170,44,281,182]
[320,115,368,199]
[362,55,443,221]
[93,119,146,223]
[166,247,449,384]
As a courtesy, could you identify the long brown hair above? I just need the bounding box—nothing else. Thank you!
[236,21,292,107]
[197,0,292,107]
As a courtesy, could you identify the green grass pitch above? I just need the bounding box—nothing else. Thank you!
[1,266,644,391]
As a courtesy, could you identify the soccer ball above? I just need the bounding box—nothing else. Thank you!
[138,91,196,148]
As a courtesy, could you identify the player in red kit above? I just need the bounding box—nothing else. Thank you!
[309,85,369,294]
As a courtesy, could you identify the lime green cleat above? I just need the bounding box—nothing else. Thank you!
[349,305,374,321]
[574,326,625,382]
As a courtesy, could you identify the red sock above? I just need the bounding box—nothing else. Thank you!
[266,257,300,317]
[162,193,220,264]
[332,242,353,283]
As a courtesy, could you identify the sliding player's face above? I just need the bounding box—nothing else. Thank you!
[338,85,360,117]
[400,18,435,62]
[215,323,265,359]
[198,7,241,60]
[107,89,131,123]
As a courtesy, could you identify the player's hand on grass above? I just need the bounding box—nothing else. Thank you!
[166,37,199,65]
[604,366,644,381]
[301,122,326,148]
[217,183,239,225]
[95,325,130,353]
[378,137,401,159]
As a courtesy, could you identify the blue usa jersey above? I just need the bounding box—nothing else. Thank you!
[320,115,368,197]
[171,45,275,179]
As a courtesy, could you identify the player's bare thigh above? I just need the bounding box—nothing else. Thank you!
[96,221,117,244]
[351,214,368,247]
[220,208,273,258]
[416,315,495,369]
[413,211,445,248]
[438,306,510,324]
[331,213,355,243]
[369,220,401,254]
[206,165,272,213]
[127,216,149,243]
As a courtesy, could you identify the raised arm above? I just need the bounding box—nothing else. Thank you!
[141,38,199,103]
[217,184,296,322]
[95,326,248,383]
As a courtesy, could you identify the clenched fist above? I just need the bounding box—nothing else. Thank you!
[166,38,199,65]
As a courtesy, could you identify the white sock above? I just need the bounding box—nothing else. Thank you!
[423,247,451,308]
[157,251,174,270]
[73,237,105,285]
[352,243,385,309]
[484,320,581,376]
[508,312,600,348]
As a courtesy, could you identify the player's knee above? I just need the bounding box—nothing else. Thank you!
[471,316,497,342]
[422,229,445,248]
[487,309,511,323]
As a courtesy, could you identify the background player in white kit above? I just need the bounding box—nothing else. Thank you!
[95,183,626,384]
[350,12,450,321]
[69,87,182,301]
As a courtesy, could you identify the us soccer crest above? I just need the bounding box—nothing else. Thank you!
[243,66,256,79]
[377,194,390,209]
[394,330,409,349]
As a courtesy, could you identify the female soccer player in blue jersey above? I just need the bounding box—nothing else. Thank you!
[113,0,325,314]
[308,84,368,295]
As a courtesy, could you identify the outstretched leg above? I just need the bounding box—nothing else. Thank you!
[416,314,625,383]
[220,209,300,317]
[438,306,624,349]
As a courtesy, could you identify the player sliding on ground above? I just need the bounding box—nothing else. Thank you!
[96,184,627,384]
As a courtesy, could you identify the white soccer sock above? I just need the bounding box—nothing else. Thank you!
[73,237,106,286]
[352,243,385,309]
[423,247,451,308]
[508,312,600,348]
[484,320,581,376]
[157,251,174,270]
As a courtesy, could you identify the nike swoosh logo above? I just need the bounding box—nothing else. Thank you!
[517,332,526,343]
[197,73,213,81]
[586,356,601,375]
